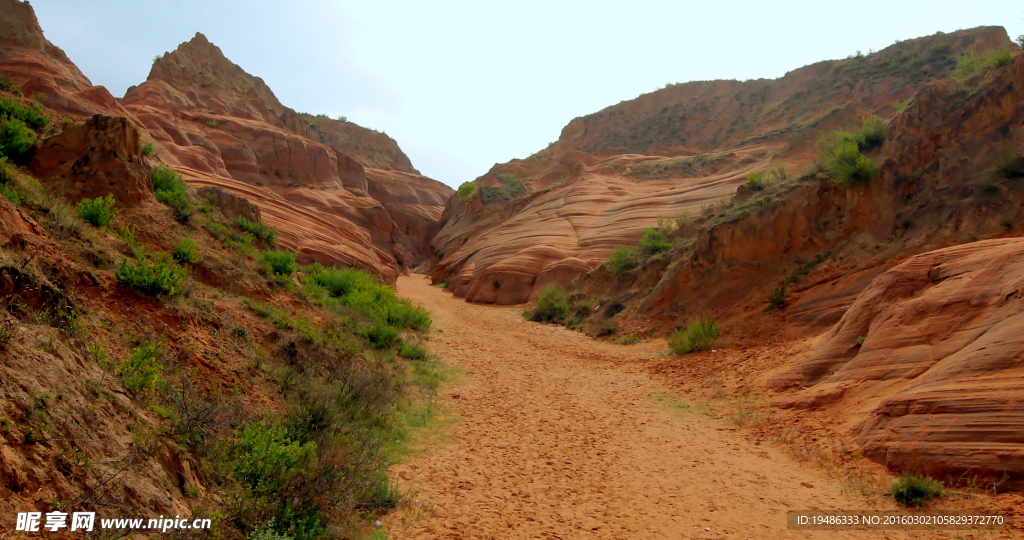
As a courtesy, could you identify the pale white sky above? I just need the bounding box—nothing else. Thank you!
[32,1,1022,187]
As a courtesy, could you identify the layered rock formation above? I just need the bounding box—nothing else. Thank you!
[120,33,451,282]
[430,27,1012,304]
[0,2,452,284]
[768,239,1024,487]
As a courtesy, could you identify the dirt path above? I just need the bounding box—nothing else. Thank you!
[387,276,896,539]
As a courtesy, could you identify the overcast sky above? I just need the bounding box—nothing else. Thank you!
[32,0,1022,188]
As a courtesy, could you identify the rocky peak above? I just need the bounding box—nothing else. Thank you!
[147,32,284,112]
[0,0,50,51]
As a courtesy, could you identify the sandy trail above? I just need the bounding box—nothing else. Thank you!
[388,275,892,539]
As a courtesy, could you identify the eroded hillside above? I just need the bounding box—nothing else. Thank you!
[0,1,449,537]
[0,1,452,284]
[429,26,1011,303]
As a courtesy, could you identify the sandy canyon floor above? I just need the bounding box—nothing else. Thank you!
[383,276,1007,540]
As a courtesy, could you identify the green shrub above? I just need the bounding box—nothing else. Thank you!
[360,321,401,349]
[639,227,672,256]
[527,283,568,323]
[0,96,48,129]
[890,473,943,506]
[820,135,878,186]
[480,174,527,205]
[172,237,199,264]
[456,182,478,202]
[76,194,118,226]
[399,344,428,360]
[233,421,315,494]
[206,120,218,128]
[894,99,910,113]
[743,170,770,191]
[301,263,431,332]
[150,167,194,222]
[115,254,187,296]
[989,48,1012,67]
[858,117,888,151]
[235,216,279,246]
[667,315,719,355]
[607,245,638,277]
[117,341,164,395]
[141,142,154,156]
[261,250,298,276]
[0,116,35,161]
[953,50,984,79]
[0,74,20,94]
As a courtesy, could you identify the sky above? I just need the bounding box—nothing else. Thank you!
[31,0,1023,188]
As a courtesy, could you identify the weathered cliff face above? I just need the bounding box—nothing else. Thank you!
[768,239,1024,487]
[29,115,154,205]
[430,26,1012,304]
[117,33,452,283]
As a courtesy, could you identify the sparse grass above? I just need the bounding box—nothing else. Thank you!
[526,283,568,323]
[480,174,527,205]
[619,153,731,179]
[890,473,943,506]
[607,245,638,277]
[667,315,719,355]
[769,162,788,182]
[76,194,118,226]
[674,209,692,228]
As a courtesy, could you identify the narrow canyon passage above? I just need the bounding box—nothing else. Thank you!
[388,276,894,540]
